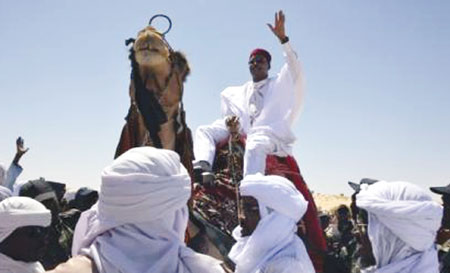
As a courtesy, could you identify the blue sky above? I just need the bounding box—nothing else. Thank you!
[1,1,449,196]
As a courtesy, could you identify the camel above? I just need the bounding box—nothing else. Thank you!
[114,24,236,262]
[115,26,193,174]
[113,24,325,271]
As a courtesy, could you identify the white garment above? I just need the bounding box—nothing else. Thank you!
[243,131,285,176]
[0,186,12,201]
[356,181,442,273]
[4,164,23,191]
[0,252,45,273]
[194,42,303,168]
[0,196,51,243]
[0,163,23,191]
[72,147,223,273]
[228,174,315,273]
[248,79,268,126]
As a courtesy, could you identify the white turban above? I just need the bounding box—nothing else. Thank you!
[356,181,442,273]
[229,174,315,273]
[72,147,223,273]
[0,186,12,201]
[0,196,51,243]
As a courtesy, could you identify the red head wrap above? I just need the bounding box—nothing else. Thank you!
[249,48,271,64]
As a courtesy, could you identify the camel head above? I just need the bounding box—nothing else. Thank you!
[133,26,171,71]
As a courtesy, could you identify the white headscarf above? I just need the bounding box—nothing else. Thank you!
[356,181,442,273]
[72,147,223,273]
[0,186,12,201]
[0,196,51,273]
[0,196,51,243]
[228,174,315,273]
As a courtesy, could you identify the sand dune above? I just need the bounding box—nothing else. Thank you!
[313,192,351,213]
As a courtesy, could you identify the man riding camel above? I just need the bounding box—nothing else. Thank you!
[193,10,303,177]
[193,10,327,272]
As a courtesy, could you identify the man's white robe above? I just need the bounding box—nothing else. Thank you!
[194,42,303,174]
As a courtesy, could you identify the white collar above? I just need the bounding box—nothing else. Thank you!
[251,78,269,89]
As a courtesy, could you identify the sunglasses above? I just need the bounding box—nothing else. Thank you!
[248,56,267,65]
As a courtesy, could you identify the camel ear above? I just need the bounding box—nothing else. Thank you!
[172,51,190,81]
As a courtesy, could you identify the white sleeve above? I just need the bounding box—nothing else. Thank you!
[5,163,23,191]
[281,42,302,84]
[276,41,305,126]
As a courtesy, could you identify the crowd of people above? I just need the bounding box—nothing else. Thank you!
[0,137,448,273]
[1,9,448,273]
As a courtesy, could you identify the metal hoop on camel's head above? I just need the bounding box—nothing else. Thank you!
[149,14,172,36]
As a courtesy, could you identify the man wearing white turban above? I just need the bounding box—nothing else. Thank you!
[0,196,52,273]
[356,180,442,273]
[48,147,224,273]
[228,174,315,273]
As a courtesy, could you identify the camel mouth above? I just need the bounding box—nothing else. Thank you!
[136,46,160,53]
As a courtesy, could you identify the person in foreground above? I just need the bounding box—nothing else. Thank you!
[227,174,315,273]
[0,196,52,273]
[48,147,224,273]
[356,180,442,273]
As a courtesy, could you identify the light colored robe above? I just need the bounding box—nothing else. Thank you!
[194,42,303,169]
[0,253,45,273]
[0,163,22,191]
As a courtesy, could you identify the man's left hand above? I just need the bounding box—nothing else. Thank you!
[16,137,29,156]
[267,10,287,43]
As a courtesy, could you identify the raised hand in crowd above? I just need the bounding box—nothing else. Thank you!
[13,136,29,166]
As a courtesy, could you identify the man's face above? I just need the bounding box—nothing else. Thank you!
[355,208,376,268]
[248,54,269,82]
[319,215,330,230]
[238,196,261,237]
[337,208,349,222]
[4,225,48,262]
